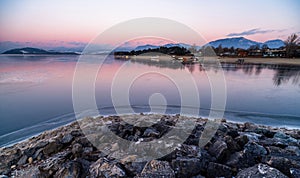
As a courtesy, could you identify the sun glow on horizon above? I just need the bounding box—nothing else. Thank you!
[0,0,299,46]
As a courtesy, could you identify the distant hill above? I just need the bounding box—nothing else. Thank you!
[2,47,79,55]
[134,44,159,51]
[263,39,285,49]
[205,37,285,49]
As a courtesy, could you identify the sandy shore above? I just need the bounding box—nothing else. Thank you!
[0,114,299,177]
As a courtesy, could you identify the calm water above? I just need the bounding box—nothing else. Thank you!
[1,55,300,147]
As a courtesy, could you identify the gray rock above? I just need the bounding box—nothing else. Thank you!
[0,148,21,174]
[244,141,267,156]
[207,162,232,178]
[142,128,160,137]
[61,133,74,144]
[54,161,82,178]
[42,141,63,155]
[72,143,83,156]
[38,151,71,177]
[274,132,298,143]
[226,151,256,169]
[225,135,240,152]
[265,156,300,177]
[235,135,249,148]
[89,158,126,178]
[17,155,28,166]
[171,157,202,177]
[136,160,175,178]
[236,163,288,178]
[286,146,300,156]
[290,168,300,178]
[243,122,258,131]
[208,139,229,161]
[241,132,262,141]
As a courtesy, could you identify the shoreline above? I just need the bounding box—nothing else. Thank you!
[1,114,299,177]
[2,111,300,149]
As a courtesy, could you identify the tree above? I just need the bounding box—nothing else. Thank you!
[188,43,198,54]
[261,44,269,53]
[285,33,300,58]
[217,44,223,55]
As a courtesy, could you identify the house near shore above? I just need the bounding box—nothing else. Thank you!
[263,48,286,57]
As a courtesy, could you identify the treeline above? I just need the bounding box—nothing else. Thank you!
[114,46,192,56]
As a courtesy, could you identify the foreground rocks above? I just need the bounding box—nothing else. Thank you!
[0,114,299,177]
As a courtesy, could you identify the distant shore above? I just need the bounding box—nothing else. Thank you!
[218,57,300,66]
[1,114,299,177]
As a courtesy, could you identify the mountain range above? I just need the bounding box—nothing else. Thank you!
[1,37,285,54]
[2,47,79,55]
[206,37,284,49]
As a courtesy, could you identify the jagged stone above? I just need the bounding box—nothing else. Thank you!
[136,160,175,178]
[236,164,288,178]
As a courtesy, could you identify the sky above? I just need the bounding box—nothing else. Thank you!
[0,0,299,46]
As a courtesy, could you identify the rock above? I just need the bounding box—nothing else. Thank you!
[244,142,267,156]
[236,163,288,178]
[72,143,83,156]
[28,157,33,164]
[120,156,146,176]
[142,128,160,137]
[243,122,258,131]
[259,138,289,149]
[89,158,126,178]
[43,141,63,155]
[171,157,202,177]
[136,160,175,178]
[32,148,43,160]
[17,155,28,165]
[225,136,240,152]
[266,146,300,161]
[274,132,290,139]
[286,146,300,156]
[254,128,275,138]
[61,133,74,144]
[264,156,300,177]
[290,168,300,178]
[54,161,82,178]
[226,151,256,169]
[0,148,21,174]
[207,162,232,178]
[38,151,71,177]
[235,135,249,148]
[241,132,262,141]
[227,130,239,138]
[208,139,229,161]
[274,132,298,143]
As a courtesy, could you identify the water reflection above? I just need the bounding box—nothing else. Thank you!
[127,57,300,87]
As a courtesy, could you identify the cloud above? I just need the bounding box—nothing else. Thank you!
[227,28,275,37]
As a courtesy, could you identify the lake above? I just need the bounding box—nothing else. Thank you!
[0,55,300,147]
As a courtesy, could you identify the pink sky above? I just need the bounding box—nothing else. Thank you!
[0,0,299,46]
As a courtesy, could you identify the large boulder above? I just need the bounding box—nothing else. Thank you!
[236,164,288,178]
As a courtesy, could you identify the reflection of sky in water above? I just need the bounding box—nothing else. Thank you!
[0,55,300,146]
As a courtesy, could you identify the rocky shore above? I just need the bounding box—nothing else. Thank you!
[1,114,300,178]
